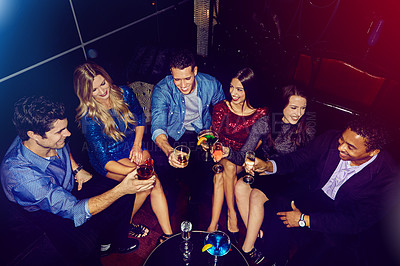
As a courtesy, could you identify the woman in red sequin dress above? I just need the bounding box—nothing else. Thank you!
[207,68,267,243]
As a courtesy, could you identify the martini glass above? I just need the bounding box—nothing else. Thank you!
[197,130,218,162]
[204,230,231,265]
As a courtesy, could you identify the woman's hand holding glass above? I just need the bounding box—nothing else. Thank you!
[243,153,273,176]
[210,143,229,163]
[252,157,274,175]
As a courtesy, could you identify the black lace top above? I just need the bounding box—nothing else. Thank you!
[227,114,315,165]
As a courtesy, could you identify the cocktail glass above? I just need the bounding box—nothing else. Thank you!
[212,142,224,174]
[137,158,154,180]
[197,130,218,162]
[204,230,231,265]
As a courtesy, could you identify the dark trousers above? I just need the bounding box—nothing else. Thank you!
[261,187,339,265]
[287,232,361,266]
[154,131,214,227]
[262,186,365,265]
[25,176,135,265]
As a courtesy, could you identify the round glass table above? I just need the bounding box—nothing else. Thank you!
[144,231,249,265]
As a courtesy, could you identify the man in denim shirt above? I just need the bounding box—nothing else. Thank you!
[151,49,225,225]
[1,96,156,264]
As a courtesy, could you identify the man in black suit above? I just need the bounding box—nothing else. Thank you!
[245,115,399,265]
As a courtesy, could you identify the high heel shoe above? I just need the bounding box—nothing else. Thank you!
[227,215,239,245]
[243,247,265,265]
[207,224,219,232]
[255,230,264,246]
[228,230,239,245]
[227,217,239,244]
[156,233,173,246]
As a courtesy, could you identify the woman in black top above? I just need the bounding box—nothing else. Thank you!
[227,84,315,261]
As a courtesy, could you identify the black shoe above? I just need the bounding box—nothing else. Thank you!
[115,238,139,254]
[228,230,239,245]
[244,247,265,265]
[156,233,173,246]
[100,243,112,257]
[101,238,139,257]
[255,231,264,247]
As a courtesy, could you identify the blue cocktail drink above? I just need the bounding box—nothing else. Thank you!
[204,231,231,264]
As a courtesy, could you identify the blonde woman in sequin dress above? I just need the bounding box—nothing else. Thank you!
[74,62,172,244]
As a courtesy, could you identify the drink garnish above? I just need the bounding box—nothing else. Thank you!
[204,135,215,140]
[202,243,213,252]
[197,136,207,146]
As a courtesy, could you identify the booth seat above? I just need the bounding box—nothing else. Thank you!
[288,52,400,265]
[0,189,66,265]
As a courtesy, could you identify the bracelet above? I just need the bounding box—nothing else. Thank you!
[73,164,83,176]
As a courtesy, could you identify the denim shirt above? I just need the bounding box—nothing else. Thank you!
[151,72,225,141]
[1,137,90,227]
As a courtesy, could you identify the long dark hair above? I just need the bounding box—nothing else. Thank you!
[227,67,261,110]
[268,84,311,150]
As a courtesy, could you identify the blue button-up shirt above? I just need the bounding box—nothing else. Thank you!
[151,72,225,141]
[1,137,91,227]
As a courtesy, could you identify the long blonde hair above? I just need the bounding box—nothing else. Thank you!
[74,62,136,142]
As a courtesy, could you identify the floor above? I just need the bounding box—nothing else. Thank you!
[100,180,247,266]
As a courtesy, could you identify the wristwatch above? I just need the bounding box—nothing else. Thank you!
[298,213,306,227]
[73,164,83,176]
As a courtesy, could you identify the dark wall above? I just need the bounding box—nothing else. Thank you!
[209,0,400,158]
[212,0,400,83]
[0,0,194,159]
[2,0,399,159]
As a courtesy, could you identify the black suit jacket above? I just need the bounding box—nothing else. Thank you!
[274,130,399,234]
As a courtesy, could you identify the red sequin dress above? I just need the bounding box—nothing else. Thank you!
[211,101,267,151]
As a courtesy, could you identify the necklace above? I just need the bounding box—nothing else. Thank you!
[228,101,254,116]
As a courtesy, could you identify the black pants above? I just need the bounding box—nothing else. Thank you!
[261,187,337,265]
[154,131,214,227]
[26,175,135,265]
[261,186,365,265]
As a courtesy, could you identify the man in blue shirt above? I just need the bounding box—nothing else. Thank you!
[1,96,156,264]
[151,49,225,159]
[151,49,225,225]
